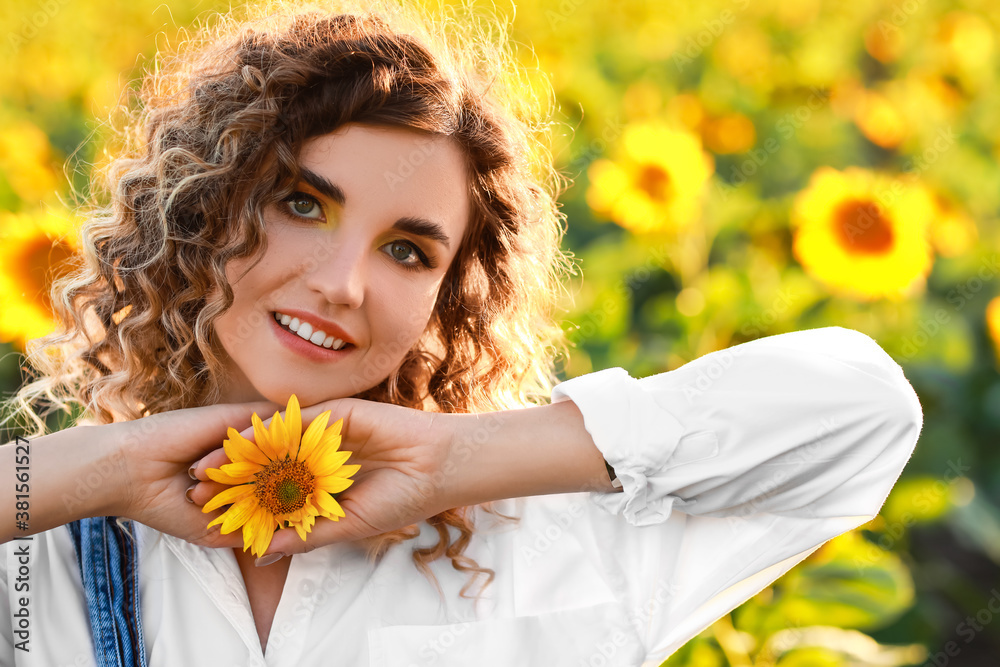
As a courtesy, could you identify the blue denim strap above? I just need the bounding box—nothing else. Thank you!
[67,517,148,667]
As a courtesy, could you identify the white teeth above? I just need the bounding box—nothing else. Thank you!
[274,312,349,351]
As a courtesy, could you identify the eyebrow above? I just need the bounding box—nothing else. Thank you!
[299,167,346,205]
[298,167,452,250]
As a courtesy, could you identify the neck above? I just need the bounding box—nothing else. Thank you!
[218,380,267,405]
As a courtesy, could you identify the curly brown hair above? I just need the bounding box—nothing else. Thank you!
[6,0,572,600]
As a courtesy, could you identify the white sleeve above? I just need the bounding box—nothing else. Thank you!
[550,326,923,660]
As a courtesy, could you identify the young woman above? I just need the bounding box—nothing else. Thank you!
[0,2,922,665]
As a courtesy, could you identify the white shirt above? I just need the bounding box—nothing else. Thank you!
[0,326,923,666]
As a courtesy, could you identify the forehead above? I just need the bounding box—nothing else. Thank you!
[297,124,471,237]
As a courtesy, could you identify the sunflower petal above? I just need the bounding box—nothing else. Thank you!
[269,410,290,459]
[285,394,302,458]
[292,521,309,541]
[302,420,344,466]
[220,461,264,478]
[224,427,271,465]
[324,464,360,479]
[311,449,353,477]
[284,507,316,542]
[206,467,254,485]
[316,476,354,494]
[297,410,331,462]
[219,497,259,534]
[314,426,343,456]
[315,491,346,519]
[202,484,254,513]
[252,412,278,460]
[291,509,317,536]
[243,508,267,552]
[283,498,317,525]
[256,510,278,556]
[253,513,277,556]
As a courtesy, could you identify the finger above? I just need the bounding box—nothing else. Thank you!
[190,448,232,481]
[197,523,247,550]
[185,480,231,506]
[194,502,255,549]
[130,400,283,463]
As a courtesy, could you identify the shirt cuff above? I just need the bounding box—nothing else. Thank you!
[551,367,686,526]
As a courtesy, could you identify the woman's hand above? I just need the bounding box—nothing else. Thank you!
[186,398,458,556]
[113,400,282,548]
[0,400,284,546]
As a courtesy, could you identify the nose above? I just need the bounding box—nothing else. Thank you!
[303,235,366,309]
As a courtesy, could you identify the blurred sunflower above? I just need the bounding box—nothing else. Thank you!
[586,121,714,234]
[929,195,977,258]
[701,113,757,154]
[987,297,1000,365]
[792,167,934,300]
[935,11,994,87]
[0,207,80,347]
[204,395,358,557]
[864,22,904,64]
[0,118,60,204]
[854,90,907,149]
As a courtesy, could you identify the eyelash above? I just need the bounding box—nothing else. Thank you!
[279,191,437,271]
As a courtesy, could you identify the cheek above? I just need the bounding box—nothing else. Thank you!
[212,256,275,347]
[368,283,440,354]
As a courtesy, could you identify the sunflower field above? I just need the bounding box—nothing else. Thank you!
[2,0,1000,664]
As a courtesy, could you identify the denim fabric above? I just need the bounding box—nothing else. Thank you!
[67,517,148,667]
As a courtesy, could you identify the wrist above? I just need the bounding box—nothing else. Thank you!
[97,423,135,518]
[0,424,128,542]
[443,400,618,509]
[58,423,131,520]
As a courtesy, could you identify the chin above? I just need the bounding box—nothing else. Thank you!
[257,383,358,408]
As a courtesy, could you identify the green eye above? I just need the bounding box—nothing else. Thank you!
[382,240,432,270]
[281,192,324,221]
[389,242,414,262]
[291,197,316,216]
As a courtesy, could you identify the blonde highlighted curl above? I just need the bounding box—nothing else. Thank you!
[6,0,573,601]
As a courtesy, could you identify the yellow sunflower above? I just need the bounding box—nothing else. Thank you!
[586,121,714,234]
[928,195,977,258]
[0,118,60,203]
[792,166,934,301]
[854,90,907,149]
[203,395,358,557]
[0,207,80,348]
[986,297,1000,366]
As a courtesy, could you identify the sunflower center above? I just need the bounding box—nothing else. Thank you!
[833,199,894,254]
[637,164,672,201]
[254,458,315,516]
[20,236,76,312]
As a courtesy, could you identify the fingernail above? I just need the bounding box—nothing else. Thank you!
[185,484,197,503]
[188,465,198,480]
[255,553,285,567]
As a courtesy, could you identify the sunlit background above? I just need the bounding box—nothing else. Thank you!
[2,0,999,663]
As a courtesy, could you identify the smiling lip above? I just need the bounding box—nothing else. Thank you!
[269,312,356,362]
[273,309,357,347]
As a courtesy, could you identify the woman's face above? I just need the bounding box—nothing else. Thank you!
[214,123,470,406]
